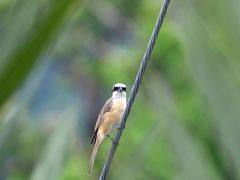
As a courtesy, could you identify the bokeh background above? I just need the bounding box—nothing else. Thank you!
[0,0,240,179]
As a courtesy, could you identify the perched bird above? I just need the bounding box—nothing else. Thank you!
[88,83,127,174]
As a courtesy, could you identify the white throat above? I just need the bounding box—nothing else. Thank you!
[112,91,126,100]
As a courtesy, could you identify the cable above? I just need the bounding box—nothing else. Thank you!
[99,0,171,179]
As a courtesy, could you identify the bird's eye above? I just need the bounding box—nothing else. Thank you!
[122,87,127,92]
[113,86,118,91]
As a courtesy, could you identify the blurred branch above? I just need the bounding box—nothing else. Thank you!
[99,0,171,179]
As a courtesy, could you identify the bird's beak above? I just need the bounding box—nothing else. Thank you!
[117,87,123,92]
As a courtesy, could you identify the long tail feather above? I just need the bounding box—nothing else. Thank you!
[88,133,104,174]
[90,128,98,145]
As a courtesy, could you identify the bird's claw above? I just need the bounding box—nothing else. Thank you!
[115,124,123,129]
[107,135,120,145]
[107,135,114,141]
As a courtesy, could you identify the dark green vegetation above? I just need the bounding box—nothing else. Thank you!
[0,0,240,179]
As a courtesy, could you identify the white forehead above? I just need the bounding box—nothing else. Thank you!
[113,83,126,88]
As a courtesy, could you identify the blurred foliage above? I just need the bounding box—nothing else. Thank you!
[0,0,78,108]
[0,0,240,180]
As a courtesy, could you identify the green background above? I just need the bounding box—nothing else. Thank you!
[0,0,240,179]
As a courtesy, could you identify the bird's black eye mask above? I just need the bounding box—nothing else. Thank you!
[122,87,127,92]
[112,86,127,92]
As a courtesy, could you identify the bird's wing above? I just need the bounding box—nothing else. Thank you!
[94,97,113,131]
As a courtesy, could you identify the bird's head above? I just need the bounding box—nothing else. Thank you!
[112,83,127,98]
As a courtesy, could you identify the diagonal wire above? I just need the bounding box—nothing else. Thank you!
[99,0,171,179]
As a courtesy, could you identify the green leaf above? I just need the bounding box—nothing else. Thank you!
[0,0,77,107]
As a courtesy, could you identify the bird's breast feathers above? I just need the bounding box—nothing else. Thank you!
[97,98,126,135]
[105,99,126,123]
[113,99,126,110]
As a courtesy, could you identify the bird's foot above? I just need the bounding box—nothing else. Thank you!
[115,124,123,130]
[107,135,114,141]
[107,135,120,145]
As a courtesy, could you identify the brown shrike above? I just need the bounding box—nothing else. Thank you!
[88,83,127,174]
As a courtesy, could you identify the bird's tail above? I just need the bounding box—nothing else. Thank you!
[88,133,104,174]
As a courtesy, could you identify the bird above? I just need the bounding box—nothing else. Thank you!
[88,83,127,174]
